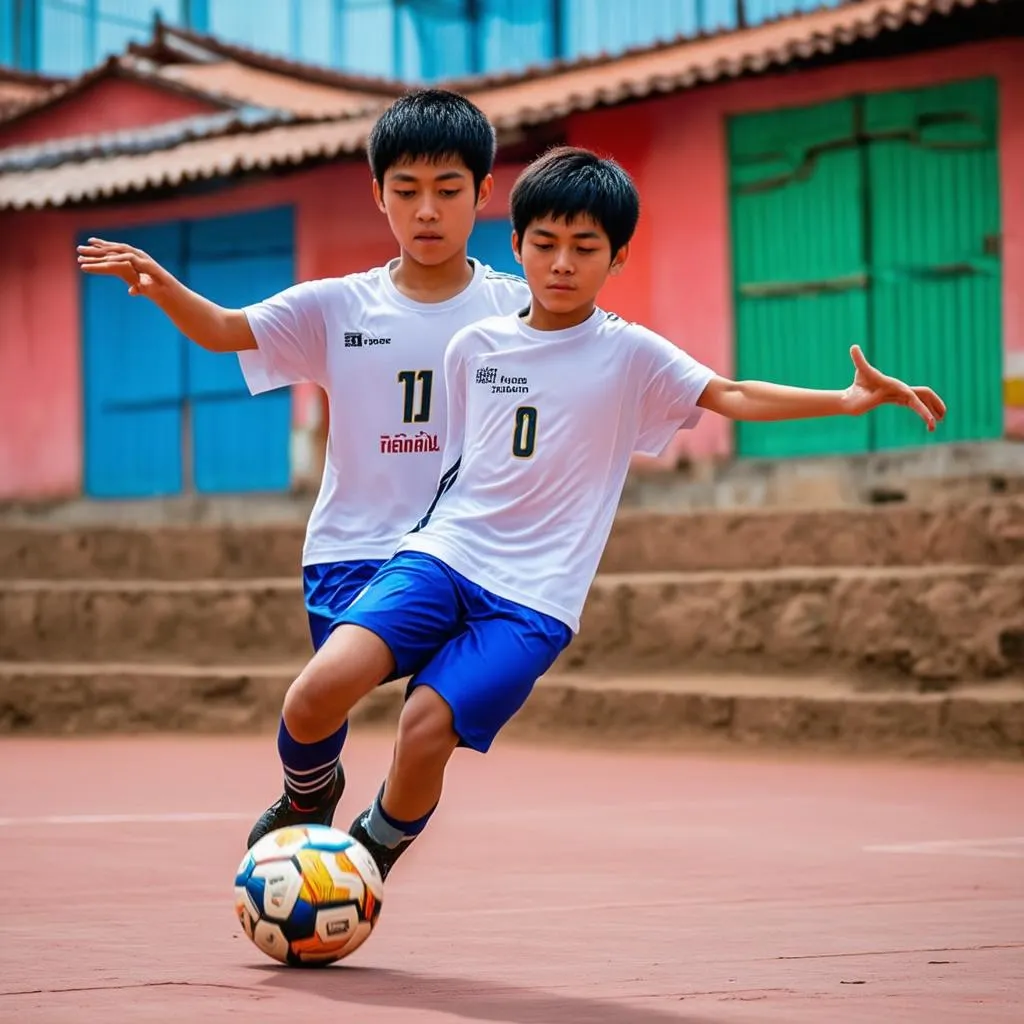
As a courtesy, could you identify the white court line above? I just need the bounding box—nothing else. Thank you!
[864,836,1024,858]
[0,811,253,827]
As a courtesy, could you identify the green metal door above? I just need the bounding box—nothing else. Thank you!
[728,77,1003,458]
[865,78,1002,449]
[729,99,871,458]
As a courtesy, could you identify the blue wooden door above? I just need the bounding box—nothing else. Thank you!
[81,222,186,497]
[469,218,520,275]
[185,208,294,494]
[81,207,295,497]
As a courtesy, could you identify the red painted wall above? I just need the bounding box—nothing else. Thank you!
[0,78,220,148]
[0,157,524,499]
[569,38,1024,460]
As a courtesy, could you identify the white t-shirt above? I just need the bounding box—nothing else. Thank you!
[397,308,715,632]
[240,259,530,565]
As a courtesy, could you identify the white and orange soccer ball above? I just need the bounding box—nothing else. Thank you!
[234,825,383,966]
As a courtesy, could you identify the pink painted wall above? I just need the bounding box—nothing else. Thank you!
[5,39,1022,499]
[0,157,524,499]
[0,215,82,498]
[570,38,1024,460]
[0,78,220,148]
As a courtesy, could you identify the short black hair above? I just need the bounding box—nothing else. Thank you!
[510,146,640,256]
[367,88,496,192]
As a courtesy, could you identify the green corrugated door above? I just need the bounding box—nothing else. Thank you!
[729,99,871,457]
[866,78,1003,449]
[729,77,1002,458]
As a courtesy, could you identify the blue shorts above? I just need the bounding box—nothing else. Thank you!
[336,551,572,753]
[302,559,384,651]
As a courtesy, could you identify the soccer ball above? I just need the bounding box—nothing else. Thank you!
[234,825,383,966]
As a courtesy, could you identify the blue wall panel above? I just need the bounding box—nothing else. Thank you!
[80,207,295,497]
[469,218,520,276]
[186,244,294,494]
[81,222,185,497]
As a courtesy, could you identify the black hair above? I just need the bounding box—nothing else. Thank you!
[367,88,496,193]
[510,146,640,256]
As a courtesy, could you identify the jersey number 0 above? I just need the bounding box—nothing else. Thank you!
[512,406,538,459]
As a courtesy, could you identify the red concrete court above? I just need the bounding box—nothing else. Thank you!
[0,734,1021,1023]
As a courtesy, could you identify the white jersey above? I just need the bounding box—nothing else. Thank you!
[240,259,530,565]
[397,308,715,632]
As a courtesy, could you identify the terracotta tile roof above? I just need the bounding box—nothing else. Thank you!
[0,115,376,210]
[0,68,66,118]
[0,55,243,131]
[149,61,390,119]
[467,0,1004,129]
[0,109,309,174]
[0,0,1008,211]
[129,20,407,97]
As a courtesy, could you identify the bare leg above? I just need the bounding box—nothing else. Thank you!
[246,623,396,849]
[348,686,460,879]
[383,686,459,821]
[282,623,395,742]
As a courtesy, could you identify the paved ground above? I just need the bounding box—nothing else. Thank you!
[1,734,1022,1023]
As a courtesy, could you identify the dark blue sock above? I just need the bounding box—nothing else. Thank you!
[277,717,348,809]
[365,784,435,849]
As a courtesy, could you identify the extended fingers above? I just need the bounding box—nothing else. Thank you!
[914,386,947,422]
[849,344,871,373]
[901,386,937,430]
[77,252,143,280]
[77,251,142,269]
[76,239,147,258]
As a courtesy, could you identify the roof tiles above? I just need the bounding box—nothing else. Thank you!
[0,0,1006,210]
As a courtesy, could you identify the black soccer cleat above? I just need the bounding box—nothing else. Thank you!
[347,809,414,882]
[246,763,346,849]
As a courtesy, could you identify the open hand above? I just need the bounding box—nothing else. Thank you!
[76,238,168,297]
[841,345,947,431]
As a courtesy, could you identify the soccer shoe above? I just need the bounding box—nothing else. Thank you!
[246,763,346,849]
[347,809,413,882]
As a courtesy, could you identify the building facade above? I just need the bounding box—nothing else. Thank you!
[0,0,1020,501]
[2,0,841,79]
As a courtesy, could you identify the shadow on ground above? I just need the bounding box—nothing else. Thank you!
[253,963,716,1024]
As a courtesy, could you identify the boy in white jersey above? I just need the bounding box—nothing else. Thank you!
[251,145,946,883]
[76,90,531,847]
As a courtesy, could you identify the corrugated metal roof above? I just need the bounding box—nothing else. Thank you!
[0,0,1007,211]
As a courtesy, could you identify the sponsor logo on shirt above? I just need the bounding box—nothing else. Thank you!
[475,366,529,394]
[380,431,440,454]
[345,332,391,347]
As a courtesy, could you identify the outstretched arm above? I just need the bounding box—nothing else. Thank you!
[77,238,256,353]
[697,345,947,432]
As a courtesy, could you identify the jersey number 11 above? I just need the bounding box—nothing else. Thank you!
[398,370,433,423]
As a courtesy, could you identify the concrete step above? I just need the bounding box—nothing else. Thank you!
[569,564,1024,685]
[1,663,1020,760]
[1,496,1022,580]
[600,496,1024,574]
[2,565,1023,687]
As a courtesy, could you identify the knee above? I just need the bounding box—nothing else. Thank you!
[395,687,458,766]
[282,625,394,742]
[282,669,328,742]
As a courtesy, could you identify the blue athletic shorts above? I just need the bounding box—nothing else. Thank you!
[335,551,573,753]
[302,559,384,651]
